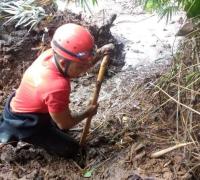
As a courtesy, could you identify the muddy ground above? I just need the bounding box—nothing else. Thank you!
[0,1,198,180]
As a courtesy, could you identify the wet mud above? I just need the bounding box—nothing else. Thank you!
[0,0,196,179]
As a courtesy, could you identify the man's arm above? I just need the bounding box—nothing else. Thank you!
[49,104,98,130]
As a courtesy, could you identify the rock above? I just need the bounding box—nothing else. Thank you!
[181,172,193,180]
[127,173,143,180]
[0,145,15,163]
[176,21,194,36]
[19,169,39,180]
[178,17,184,25]
[163,171,173,180]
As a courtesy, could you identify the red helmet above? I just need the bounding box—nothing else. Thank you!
[51,23,95,63]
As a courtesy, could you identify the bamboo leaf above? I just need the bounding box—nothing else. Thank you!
[2,9,17,15]
[24,19,36,27]
[0,0,46,30]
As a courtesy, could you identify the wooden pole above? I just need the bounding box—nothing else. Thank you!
[79,55,110,146]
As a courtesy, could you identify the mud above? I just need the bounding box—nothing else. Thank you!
[0,6,126,180]
[0,0,197,180]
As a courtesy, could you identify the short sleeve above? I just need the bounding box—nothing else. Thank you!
[44,90,70,113]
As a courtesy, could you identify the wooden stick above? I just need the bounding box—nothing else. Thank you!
[79,55,110,146]
[151,142,193,158]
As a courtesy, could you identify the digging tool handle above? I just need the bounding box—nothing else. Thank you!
[79,55,110,146]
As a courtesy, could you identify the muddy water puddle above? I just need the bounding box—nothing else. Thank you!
[111,13,183,69]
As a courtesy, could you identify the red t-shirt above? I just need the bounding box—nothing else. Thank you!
[10,49,71,113]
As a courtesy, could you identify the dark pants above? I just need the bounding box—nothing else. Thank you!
[23,126,80,158]
[0,93,80,159]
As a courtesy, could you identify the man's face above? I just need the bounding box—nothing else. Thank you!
[54,51,93,78]
[67,61,92,78]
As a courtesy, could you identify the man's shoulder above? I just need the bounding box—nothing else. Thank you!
[43,77,71,93]
[41,77,71,101]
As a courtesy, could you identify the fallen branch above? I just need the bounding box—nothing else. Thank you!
[151,142,193,158]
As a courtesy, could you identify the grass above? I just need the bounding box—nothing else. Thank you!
[149,28,200,177]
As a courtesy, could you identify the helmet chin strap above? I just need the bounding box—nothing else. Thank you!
[63,60,71,77]
[52,52,70,78]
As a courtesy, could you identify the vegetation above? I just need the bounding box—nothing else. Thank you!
[0,0,47,31]
[135,0,200,177]
[152,30,200,177]
[0,0,98,31]
[139,0,200,22]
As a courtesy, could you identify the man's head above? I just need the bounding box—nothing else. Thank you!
[51,23,96,77]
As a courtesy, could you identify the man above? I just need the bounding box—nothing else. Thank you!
[0,23,114,158]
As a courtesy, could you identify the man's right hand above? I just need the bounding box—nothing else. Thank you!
[86,103,99,117]
[99,43,115,55]
[49,103,99,130]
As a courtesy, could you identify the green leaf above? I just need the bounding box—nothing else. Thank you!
[92,0,98,5]
[83,169,94,178]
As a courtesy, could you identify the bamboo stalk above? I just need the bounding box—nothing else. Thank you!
[171,83,200,95]
[138,75,200,124]
[151,142,193,158]
[151,83,200,116]
[79,55,110,146]
[176,62,182,139]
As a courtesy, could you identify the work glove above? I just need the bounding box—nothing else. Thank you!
[99,43,115,55]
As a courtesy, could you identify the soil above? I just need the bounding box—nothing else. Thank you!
[0,1,198,180]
